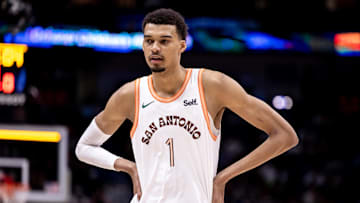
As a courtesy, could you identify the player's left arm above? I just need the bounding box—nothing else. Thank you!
[203,70,299,202]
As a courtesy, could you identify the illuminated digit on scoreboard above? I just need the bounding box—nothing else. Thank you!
[0,43,27,68]
[2,47,15,67]
[0,43,27,94]
[2,72,15,94]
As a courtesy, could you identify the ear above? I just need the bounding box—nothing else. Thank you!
[179,40,187,53]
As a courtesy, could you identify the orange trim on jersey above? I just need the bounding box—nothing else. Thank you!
[130,79,140,139]
[148,69,192,103]
[198,69,218,141]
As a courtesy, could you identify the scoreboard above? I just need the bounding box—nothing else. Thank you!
[0,43,27,105]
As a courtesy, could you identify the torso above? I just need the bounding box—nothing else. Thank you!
[129,68,221,203]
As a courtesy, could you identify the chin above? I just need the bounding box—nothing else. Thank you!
[150,66,166,73]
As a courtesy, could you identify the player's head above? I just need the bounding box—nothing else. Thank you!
[142,8,188,73]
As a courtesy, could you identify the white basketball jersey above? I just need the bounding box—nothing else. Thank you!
[130,68,221,203]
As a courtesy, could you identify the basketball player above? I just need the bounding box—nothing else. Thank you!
[75,8,298,203]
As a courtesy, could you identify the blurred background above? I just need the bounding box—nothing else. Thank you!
[0,0,360,202]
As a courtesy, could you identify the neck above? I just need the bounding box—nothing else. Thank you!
[151,65,187,98]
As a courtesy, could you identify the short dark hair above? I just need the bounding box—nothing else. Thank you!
[142,8,188,40]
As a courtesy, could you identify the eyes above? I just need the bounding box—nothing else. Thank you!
[144,39,169,45]
[145,39,154,44]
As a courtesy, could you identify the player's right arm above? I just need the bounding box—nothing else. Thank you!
[75,80,142,200]
[94,80,136,172]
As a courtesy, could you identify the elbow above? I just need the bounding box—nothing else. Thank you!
[284,130,299,150]
[271,129,299,151]
[290,132,299,148]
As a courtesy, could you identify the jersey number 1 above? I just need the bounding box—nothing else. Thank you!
[165,138,174,167]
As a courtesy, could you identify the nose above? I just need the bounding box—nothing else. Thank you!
[150,41,160,53]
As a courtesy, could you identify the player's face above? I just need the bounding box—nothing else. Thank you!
[143,24,186,73]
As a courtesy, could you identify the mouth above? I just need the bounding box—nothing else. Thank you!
[149,55,164,64]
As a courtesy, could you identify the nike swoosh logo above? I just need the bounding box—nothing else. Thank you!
[142,100,155,108]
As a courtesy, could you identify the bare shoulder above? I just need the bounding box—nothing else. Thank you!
[202,68,245,95]
[102,79,137,121]
[201,68,226,88]
[201,68,248,108]
[112,80,136,103]
[95,79,137,134]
